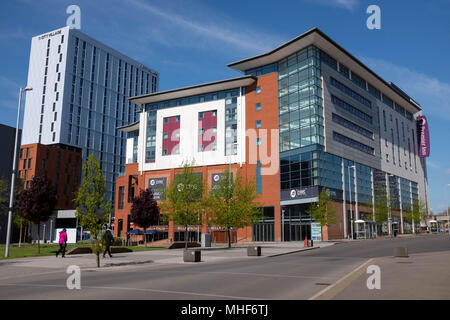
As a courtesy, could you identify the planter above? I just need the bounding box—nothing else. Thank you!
[247,246,261,256]
[183,250,201,262]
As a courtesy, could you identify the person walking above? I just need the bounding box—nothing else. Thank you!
[103,228,114,258]
[56,228,68,258]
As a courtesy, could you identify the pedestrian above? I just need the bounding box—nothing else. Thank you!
[103,228,114,258]
[56,228,68,258]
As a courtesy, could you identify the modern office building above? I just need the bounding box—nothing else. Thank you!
[114,28,430,243]
[0,124,21,244]
[21,26,159,226]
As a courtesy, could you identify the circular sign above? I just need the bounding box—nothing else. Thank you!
[290,189,296,198]
[213,174,220,182]
[150,179,155,186]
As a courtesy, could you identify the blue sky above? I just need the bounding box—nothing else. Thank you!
[1,0,449,213]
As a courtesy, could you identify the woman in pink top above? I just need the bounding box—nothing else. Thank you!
[56,228,68,258]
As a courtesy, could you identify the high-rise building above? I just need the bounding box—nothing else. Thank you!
[115,28,429,243]
[21,26,159,209]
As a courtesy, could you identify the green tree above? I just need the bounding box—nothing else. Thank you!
[15,175,56,253]
[159,161,204,250]
[205,168,261,248]
[405,199,427,233]
[373,188,390,231]
[306,187,337,231]
[74,154,111,268]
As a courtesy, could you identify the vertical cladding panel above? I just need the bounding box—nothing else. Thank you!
[198,110,217,151]
[245,73,281,241]
[162,115,180,155]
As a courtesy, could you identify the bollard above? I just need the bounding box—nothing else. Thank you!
[394,247,408,257]
[183,250,201,262]
[247,246,261,256]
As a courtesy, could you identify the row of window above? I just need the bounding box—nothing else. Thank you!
[333,131,374,155]
[332,113,374,139]
[330,77,371,108]
[331,95,372,123]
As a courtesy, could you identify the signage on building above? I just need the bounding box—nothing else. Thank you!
[38,29,62,40]
[211,172,233,190]
[311,223,322,241]
[416,115,430,158]
[281,186,319,201]
[148,177,167,200]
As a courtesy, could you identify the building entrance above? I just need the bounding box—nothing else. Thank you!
[282,204,313,241]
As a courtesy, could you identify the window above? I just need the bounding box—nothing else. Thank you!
[162,149,168,155]
[255,103,261,111]
[28,158,32,169]
[118,186,124,209]
[256,138,262,146]
[331,113,373,139]
[351,72,367,90]
[256,120,262,129]
[163,133,168,140]
[41,159,45,169]
[199,112,204,119]
[339,63,350,78]
[163,118,168,124]
[383,110,387,132]
[255,86,261,94]
[256,161,262,194]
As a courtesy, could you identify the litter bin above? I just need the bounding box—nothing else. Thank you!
[183,250,201,262]
[247,246,261,256]
[309,239,314,247]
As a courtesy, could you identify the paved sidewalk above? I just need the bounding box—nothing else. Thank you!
[331,250,450,299]
[0,242,335,271]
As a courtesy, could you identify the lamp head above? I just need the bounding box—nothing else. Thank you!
[24,87,33,91]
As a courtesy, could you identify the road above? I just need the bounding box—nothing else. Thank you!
[0,234,449,300]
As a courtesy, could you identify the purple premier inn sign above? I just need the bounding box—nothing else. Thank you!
[416,115,430,158]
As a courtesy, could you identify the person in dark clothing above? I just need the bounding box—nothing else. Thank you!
[103,229,114,258]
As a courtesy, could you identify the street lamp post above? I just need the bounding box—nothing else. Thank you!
[446,184,450,234]
[348,165,356,240]
[5,86,32,258]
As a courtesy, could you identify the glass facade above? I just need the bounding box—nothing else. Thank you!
[278,46,324,152]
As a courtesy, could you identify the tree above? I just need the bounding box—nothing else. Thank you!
[159,161,204,250]
[130,188,160,247]
[405,199,427,233]
[306,187,337,232]
[373,188,390,231]
[15,175,56,253]
[74,154,111,268]
[205,168,261,248]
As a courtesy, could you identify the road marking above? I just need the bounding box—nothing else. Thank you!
[0,283,261,300]
[308,258,376,300]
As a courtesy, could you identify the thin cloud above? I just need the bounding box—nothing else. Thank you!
[360,56,450,120]
[309,0,359,11]
[122,0,283,54]
[445,168,450,175]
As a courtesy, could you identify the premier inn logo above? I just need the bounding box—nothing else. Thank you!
[213,174,220,182]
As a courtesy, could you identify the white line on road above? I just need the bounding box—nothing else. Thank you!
[0,283,262,300]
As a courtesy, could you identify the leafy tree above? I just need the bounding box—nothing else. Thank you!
[306,187,337,231]
[74,154,111,268]
[0,178,9,215]
[405,199,427,233]
[130,188,160,247]
[159,161,204,250]
[205,168,261,248]
[373,188,390,231]
[15,175,56,253]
